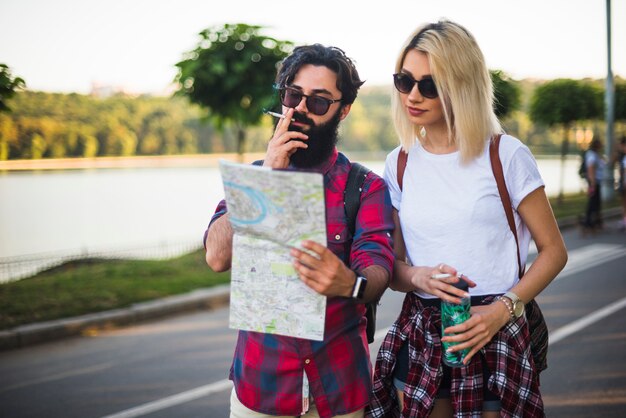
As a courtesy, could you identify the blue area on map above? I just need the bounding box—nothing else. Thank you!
[224,181,283,225]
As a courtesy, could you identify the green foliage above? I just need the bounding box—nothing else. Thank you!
[491,70,521,118]
[529,79,603,127]
[0,91,220,160]
[615,82,626,121]
[340,85,397,152]
[0,64,25,113]
[175,23,293,154]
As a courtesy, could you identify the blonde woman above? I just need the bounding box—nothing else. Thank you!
[366,20,567,417]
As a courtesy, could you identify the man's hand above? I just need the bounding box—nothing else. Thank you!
[263,108,309,169]
[290,240,354,297]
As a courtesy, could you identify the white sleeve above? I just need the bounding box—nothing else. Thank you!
[585,150,598,167]
[502,139,545,209]
[383,147,402,211]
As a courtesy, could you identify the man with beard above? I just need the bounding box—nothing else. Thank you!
[204,44,394,418]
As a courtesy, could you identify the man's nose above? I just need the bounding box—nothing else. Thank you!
[295,96,308,113]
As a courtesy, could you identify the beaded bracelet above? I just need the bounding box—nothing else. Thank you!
[495,296,515,322]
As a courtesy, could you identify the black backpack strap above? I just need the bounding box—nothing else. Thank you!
[344,162,379,344]
[344,162,371,237]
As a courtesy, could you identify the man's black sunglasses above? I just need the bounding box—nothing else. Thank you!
[278,87,342,116]
[393,73,438,99]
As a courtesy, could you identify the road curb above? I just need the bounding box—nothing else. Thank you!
[0,284,230,351]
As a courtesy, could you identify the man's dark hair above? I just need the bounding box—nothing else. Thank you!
[275,44,364,105]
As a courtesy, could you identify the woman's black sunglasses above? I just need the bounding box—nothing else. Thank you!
[278,87,342,116]
[393,73,438,99]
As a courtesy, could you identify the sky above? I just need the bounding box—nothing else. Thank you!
[1,0,625,95]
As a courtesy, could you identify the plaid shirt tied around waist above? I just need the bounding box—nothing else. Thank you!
[208,151,395,418]
[366,293,545,418]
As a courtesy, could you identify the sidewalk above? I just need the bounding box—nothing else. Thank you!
[1,208,622,351]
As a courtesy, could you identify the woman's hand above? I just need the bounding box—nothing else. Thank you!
[410,263,476,304]
[440,299,511,364]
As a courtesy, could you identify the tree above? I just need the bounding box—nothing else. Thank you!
[491,70,521,119]
[0,64,25,113]
[530,79,603,128]
[174,23,293,158]
[529,79,603,201]
[0,114,18,160]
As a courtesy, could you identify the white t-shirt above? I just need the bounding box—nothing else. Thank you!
[383,134,544,297]
[584,149,606,181]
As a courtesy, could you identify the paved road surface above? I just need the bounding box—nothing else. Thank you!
[1,223,624,417]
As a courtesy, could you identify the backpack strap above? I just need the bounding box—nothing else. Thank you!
[344,162,379,344]
[397,149,408,191]
[489,134,524,279]
[345,162,371,236]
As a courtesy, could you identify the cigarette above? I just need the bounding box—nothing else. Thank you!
[431,273,452,279]
[263,110,295,121]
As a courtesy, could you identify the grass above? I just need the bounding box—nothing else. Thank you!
[0,192,621,330]
[0,251,229,330]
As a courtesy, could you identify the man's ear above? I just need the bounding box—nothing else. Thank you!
[339,104,351,121]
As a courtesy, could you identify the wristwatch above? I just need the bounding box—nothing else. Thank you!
[503,291,525,319]
[351,274,367,300]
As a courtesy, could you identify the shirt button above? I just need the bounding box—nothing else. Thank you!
[305,359,310,364]
[334,234,341,240]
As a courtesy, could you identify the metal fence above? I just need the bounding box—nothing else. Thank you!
[0,240,204,284]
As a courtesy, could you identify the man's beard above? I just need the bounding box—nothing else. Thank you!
[288,110,342,168]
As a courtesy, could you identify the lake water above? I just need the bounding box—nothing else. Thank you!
[0,156,585,282]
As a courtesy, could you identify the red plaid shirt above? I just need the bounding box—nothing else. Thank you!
[207,150,394,418]
[366,293,544,417]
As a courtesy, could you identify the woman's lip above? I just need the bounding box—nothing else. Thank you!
[407,107,425,116]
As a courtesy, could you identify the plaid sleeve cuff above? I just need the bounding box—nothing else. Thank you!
[203,199,227,250]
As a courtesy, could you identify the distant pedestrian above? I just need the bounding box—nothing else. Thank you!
[615,137,626,230]
[582,138,607,234]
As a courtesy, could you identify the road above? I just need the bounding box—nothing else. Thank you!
[1,223,625,418]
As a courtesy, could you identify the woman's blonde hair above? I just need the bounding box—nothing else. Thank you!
[392,19,501,162]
